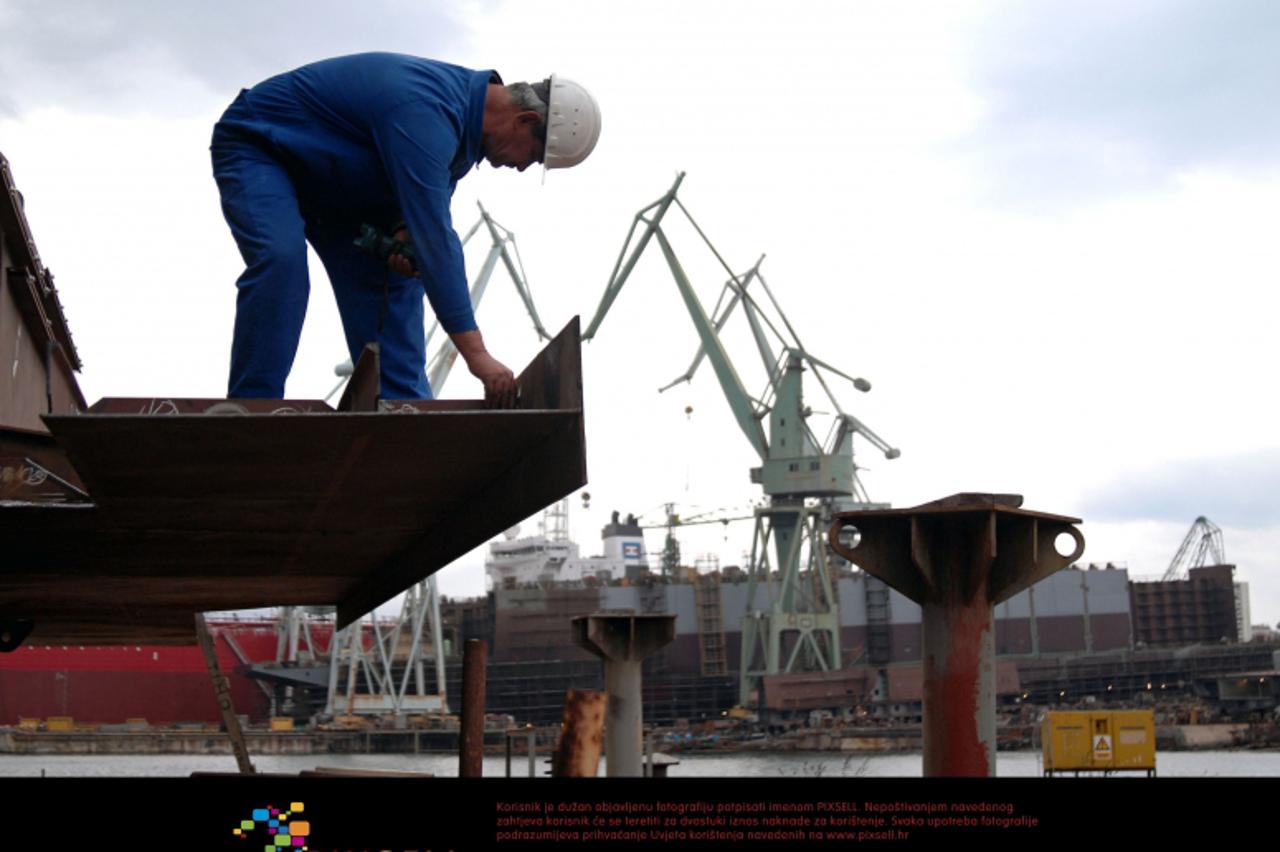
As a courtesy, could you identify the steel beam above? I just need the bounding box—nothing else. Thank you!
[0,319,586,646]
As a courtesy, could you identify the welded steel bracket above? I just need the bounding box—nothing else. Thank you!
[337,343,380,413]
[828,493,1085,605]
[828,492,1084,776]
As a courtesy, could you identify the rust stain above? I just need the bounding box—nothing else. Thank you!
[930,599,991,776]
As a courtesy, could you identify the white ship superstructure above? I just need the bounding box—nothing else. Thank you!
[485,503,648,588]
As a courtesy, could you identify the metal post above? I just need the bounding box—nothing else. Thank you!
[920,591,996,776]
[571,613,676,777]
[1028,583,1040,656]
[829,493,1084,777]
[527,726,536,778]
[645,729,654,778]
[605,659,643,777]
[459,638,486,777]
[505,725,538,777]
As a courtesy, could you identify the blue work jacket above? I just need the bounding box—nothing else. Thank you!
[216,52,496,334]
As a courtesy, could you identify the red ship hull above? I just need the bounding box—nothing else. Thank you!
[0,621,295,725]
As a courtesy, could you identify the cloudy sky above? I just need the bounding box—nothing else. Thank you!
[2,1,1277,627]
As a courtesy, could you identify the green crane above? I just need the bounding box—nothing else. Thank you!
[584,173,901,705]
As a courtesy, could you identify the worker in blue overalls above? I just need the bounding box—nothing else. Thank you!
[210,53,600,405]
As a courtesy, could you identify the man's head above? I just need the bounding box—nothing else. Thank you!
[482,76,600,173]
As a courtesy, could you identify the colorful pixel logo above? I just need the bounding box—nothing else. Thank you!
[232,802,311,850]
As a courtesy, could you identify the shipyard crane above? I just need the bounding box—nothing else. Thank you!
[1162,516,1226,581]
[584,173,901,704]
[637,503,755,576]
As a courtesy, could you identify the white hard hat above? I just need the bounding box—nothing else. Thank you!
[544,74,601,170]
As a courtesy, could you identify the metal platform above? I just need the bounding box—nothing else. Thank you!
[0,319,585,647]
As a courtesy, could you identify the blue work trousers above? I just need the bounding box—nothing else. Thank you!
[211,126,431,399]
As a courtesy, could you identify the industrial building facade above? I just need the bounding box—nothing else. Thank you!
[1130,564,1240,647]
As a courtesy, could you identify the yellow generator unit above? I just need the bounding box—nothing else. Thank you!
[1041,710,1156,777]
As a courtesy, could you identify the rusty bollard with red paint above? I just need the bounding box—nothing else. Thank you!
[828,493,1084,777]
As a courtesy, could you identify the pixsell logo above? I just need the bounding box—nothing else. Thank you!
[232,802,311,850]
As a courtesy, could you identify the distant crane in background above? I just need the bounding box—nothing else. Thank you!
[1162,516,1226,581]
[583,172,901,705]
[636,503,755,576]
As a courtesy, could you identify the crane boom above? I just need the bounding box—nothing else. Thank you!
[584,172,899,495]
[583,174,902,704]
[653,229,769,459]
[1162,516,1226,581]
[583,173,686,341]
[479,202,551,342]
[658,258,765,393]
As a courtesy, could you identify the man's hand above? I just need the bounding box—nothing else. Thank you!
[467,351,517,409]
[451,330,517,408]
[388,227,416,277]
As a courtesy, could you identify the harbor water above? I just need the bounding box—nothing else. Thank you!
[1,749,1277,777]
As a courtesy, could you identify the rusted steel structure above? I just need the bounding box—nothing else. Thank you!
[2,152,89,654]
[458,639,487,777]
[0,149,588,652]
[828,493,1083,776]
[551,689,606,777]
[1,320,584,647]
[0,153,86,433]
[571,612,675,777]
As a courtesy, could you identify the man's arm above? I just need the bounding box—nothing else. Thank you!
[374,102,516,405]
[451,329,517,408]
[387,226,516,408]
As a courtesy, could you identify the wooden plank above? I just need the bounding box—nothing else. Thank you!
[194,613,256,775]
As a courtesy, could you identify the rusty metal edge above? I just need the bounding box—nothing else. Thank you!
[0,423,87,494]
[832,504,1082,525]
[1,152,81,370]
[337,343,380,412]
[336,318,585,627]
[85,399,335,415]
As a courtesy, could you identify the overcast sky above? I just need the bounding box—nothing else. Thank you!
[2,1,1277,627]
